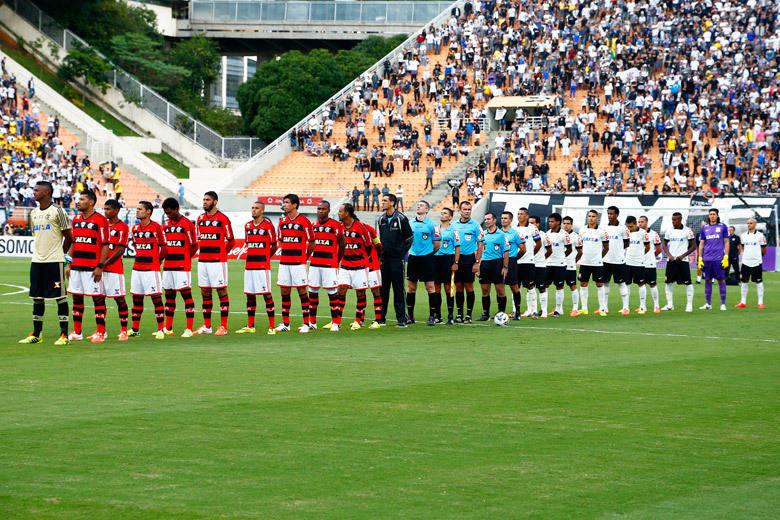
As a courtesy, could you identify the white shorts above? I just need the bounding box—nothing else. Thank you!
[131,270,162,296]
[337,268,369,289]
[308,265,339,289]
[198,262,228,289]
[244,269,272,294]
[367,268,382,289]
[102,272,126,298]
[162,270,192,291]
[67,269,104,296]
[277,263,308,287]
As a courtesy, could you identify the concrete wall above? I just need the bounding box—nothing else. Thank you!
[126,1,177,36]
[121,137,161,154]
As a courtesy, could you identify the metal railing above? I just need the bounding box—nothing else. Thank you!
[8,0,261,160]
[190,1,454,24]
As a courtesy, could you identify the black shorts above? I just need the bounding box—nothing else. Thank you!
[29,262,66,299]
[534,266,548,289]
[504,257,519,286]
[566,269,577,286]
[740,265,763,283]
[603,262,627,284]
[644,267,657,285]
[665,260,692,285]
[479,258,505,285]
[517,262,536,288]
[546,266,567,288]
[578,265,604,283]
[626,265,646,285]
[407,253,435,282]
[454,253,476,284]
[434,254,455,284]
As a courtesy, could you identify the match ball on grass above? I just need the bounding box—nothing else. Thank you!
[493,312,509,327]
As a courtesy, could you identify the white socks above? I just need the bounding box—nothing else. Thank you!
[527,289,537,313]
[619,282,629,310]
[740,282,749,304]
[597,285,606,311]
[571,287,579,311]
[638,285,647,310]
[579,285,589,311]
[757,282,764,305]
[539,291,548,315]
[555,288,564,313]
[665,284,674,307]
[686,285,694,309]
[650,285,659,308]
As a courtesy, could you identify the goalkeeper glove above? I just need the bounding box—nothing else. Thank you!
[721,255,728,268]
[64,254,73,265]
[697,257,704,269]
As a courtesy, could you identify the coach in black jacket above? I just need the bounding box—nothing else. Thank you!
[376,194,413,326]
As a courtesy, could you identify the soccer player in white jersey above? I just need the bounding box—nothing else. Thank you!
[515,208,541,317]
[624,216,650,313]
[639,215,663,313]
[545,213,572,317]
[661,212,696,312]
[578,210,610,315]
[736,218,767,309]
[562,216,582,316]
[528,215,552,318]
[603,206,631,315]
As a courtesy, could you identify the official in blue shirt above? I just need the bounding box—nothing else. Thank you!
[477,212,510,321]
[501,211,526,318]
[433,207,461,324]
[406,200,441,326]
[450,200,484,322]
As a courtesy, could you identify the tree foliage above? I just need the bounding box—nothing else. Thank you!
[57,41,111,94]
[110,33,189,92]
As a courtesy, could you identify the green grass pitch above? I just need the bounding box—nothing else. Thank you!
[0,257,777,519]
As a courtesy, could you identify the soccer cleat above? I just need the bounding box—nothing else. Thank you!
[520,310,533,318]
[267,328,277,335]
[427,316,436,326]
[512,312,522,320]
[699,303,712,310]
[18,334,41,344]
[298,324,311,334]
[578,309,588,315]
[308,322,317,331]
[435,317,443,324]
[322,321,333,330]
[551,311,561,318]
[539,312,548,319]
[453,315,463,323]
[758,303,766,310]
[68,332,83,341]
[734,302,747,308]
[350,321,361,331]
[654,306,661,314]
[636,309,646,315]
[330,324,340,332]
[407,319,416,325]
[593,310,602,315]
[163,328,174,336]
[180,329,194,338]
[620,308,630,316]
[90,332,106,343]
[396,321,408,328]
[368,321,380,329]
[685,306,693,313]
[446,318,454,325]
[215,326,228,336]
[475,314,490,321]
[54,334,71,346]
[194,326,213,335]
[127,329,141,337]
[117,331,129,341]
[570,309,579,317]
[275,324,291,332]
[719,304,727,311]
[235,326,256,334]
[87,332,100,341]
[464,315,472,324]
[152,330,165,340]
[661,304,674,311]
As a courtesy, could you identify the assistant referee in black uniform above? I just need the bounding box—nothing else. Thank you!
[376,193,413,326]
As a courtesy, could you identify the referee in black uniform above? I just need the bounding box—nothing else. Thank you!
[377,193,413,326]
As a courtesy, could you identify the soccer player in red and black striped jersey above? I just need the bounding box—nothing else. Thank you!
[128,201,167,340]
[276,194,315,333]
[308,201,344,330]
[196,191,234,336]
[161,197,198,337]
[236,200,278,335]
[102,199,130,340]
[66,189,110,343]
[330,203,373,332]
[363,222,384,328]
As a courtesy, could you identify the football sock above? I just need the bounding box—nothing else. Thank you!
[328,293,338,320]
[333,294,344,325]
[570,287,579,311]
[481,295,490,315]
[246,294,257,328]
[374,293,383,321]
[428,292,438,319]
[32,297,44,337]
[94,296,106,334]
[555,288,564,313]
[299,293,311,325]
[597,285,606,311]
[455,290,465,316]
[466,291,475,316]
[527,288,537,313]
[686,284,694,307]
[603,282,611,304]
[539,291,548,315]
[704,280,713,305]
[164,290,176,330]
[579,285,589,311]
[182,289,195,331]
[356,291,367,323]
[116,297,129,332]
[718,282,726,305]
[638,285,647,309]
[619,283,629,309]
[218,293,229,328]
[72,294,84,334]
[152,294,165,330]
[406,292,416,321]
[665,284,674,307]
[202,293,213,329]
[757,282,764,305]
[264,294,275,328]
[512,291,522,314]
[650,285,659,307]
[281,293,291,326]
[309,292,319,323]
[740,283,748,304]
[56,296,69,335]
[497,295,507,314]
[132,294,144,332]
[445,293,454,318]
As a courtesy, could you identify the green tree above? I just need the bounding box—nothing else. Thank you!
[110,33,189,92]
[57,40,112,94]
[169,34,221,103]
